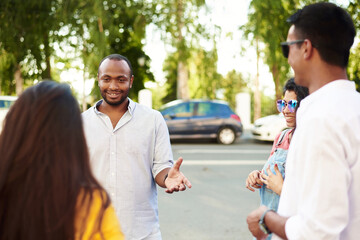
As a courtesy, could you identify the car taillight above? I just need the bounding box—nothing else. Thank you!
[231,114,241,122]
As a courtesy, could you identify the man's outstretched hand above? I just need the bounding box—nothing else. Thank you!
[165,157,192,193]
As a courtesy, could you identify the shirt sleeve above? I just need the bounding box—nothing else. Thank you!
[284,116,351,240]
[152,110,174,178]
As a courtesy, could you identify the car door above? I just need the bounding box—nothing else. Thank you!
[192,102,222,135]
[162,102,196,136]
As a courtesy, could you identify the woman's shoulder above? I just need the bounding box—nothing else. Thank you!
[276,128,293,149]
[75,189,124,239]
[77,188,108,204]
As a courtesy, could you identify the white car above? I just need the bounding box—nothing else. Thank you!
[251,113,289,142]
[0,96,18,133]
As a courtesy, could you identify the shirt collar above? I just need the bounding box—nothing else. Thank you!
[93,98,135,115]
[300,79,355,109]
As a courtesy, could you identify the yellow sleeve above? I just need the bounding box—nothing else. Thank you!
[75,190,124,240]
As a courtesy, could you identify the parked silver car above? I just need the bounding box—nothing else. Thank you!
[251,113,288,142]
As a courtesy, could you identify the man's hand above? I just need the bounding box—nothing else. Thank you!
[164,157,192,193]
[247,205,268,240]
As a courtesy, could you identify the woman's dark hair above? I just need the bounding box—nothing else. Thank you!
[0,81,110,240]
[283,78,309,110]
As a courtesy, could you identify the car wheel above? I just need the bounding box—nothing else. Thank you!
[217,127,236,145]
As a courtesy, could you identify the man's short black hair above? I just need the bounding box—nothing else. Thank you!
[287,2,356,67]
[98,54,133,77]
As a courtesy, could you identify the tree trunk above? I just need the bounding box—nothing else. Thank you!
[271,65,282,101]
[14,63,23,95]
[254,38,261,121]
[177,61,189,100]
[175,0,189,100]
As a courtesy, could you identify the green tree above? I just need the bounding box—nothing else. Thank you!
[162,52,178,103]
[67,0,154,102]
[0,50,16,95]
[162,37,222,103]
[189,43,221,100]
[151,0,209,100]
[221,70,248,110]
[242,0,299,101]
[347,0,360,92]
[0,0,78,95]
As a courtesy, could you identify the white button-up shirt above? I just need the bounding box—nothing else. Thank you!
[272,80,360,240]
[82,98,173,240]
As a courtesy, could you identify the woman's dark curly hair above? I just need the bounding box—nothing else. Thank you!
[283,78,309,110]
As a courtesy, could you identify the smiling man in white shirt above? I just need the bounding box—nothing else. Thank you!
[247,2,360,240]
[82,54,192,240]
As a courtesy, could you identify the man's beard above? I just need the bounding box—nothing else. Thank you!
[101,89,129,106]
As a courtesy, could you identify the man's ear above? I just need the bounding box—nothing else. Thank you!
[303,39,314,60]
[130,75,134,88]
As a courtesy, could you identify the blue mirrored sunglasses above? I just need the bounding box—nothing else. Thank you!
[276,99,298,113]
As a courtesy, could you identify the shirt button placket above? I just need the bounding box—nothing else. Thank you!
[109,131,116,200]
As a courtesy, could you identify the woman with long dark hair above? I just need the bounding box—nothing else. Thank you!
[0,81,124,240]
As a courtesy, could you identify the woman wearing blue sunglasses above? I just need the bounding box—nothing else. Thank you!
[245,78,308,239]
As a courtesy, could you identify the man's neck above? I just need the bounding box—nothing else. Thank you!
[308,64,348,94]
[98,99,130,129]
[98,98,129,115]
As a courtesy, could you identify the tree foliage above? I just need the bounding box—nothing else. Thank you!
[51,0,154,101]
[0,0,153,100]
[242,0,300,101]
[347,0,360,92]
[0,0,59,93]
[189,43,221,100]
[151,0,210,100]
[221,70,248,110]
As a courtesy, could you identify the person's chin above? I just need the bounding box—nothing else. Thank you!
[285,119,295,128]
[286,122,295,128]
[104,98,123,106]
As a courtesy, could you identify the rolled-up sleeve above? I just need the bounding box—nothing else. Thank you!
[152,111,174,178]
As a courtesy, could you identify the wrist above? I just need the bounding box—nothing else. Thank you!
[163,173,168,185]
[259,209,274,234]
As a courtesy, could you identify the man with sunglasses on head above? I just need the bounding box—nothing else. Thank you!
[247,2,360,240]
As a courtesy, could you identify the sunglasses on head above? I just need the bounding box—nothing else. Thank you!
[280,39,305,58]
[276,99,298,113]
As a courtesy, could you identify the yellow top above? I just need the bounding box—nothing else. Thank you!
[75,189,124,240]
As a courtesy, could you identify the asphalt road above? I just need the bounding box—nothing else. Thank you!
[158,132,273,240]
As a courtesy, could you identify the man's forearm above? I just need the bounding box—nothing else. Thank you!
[154,168,170,188]
[265,211,288,239]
